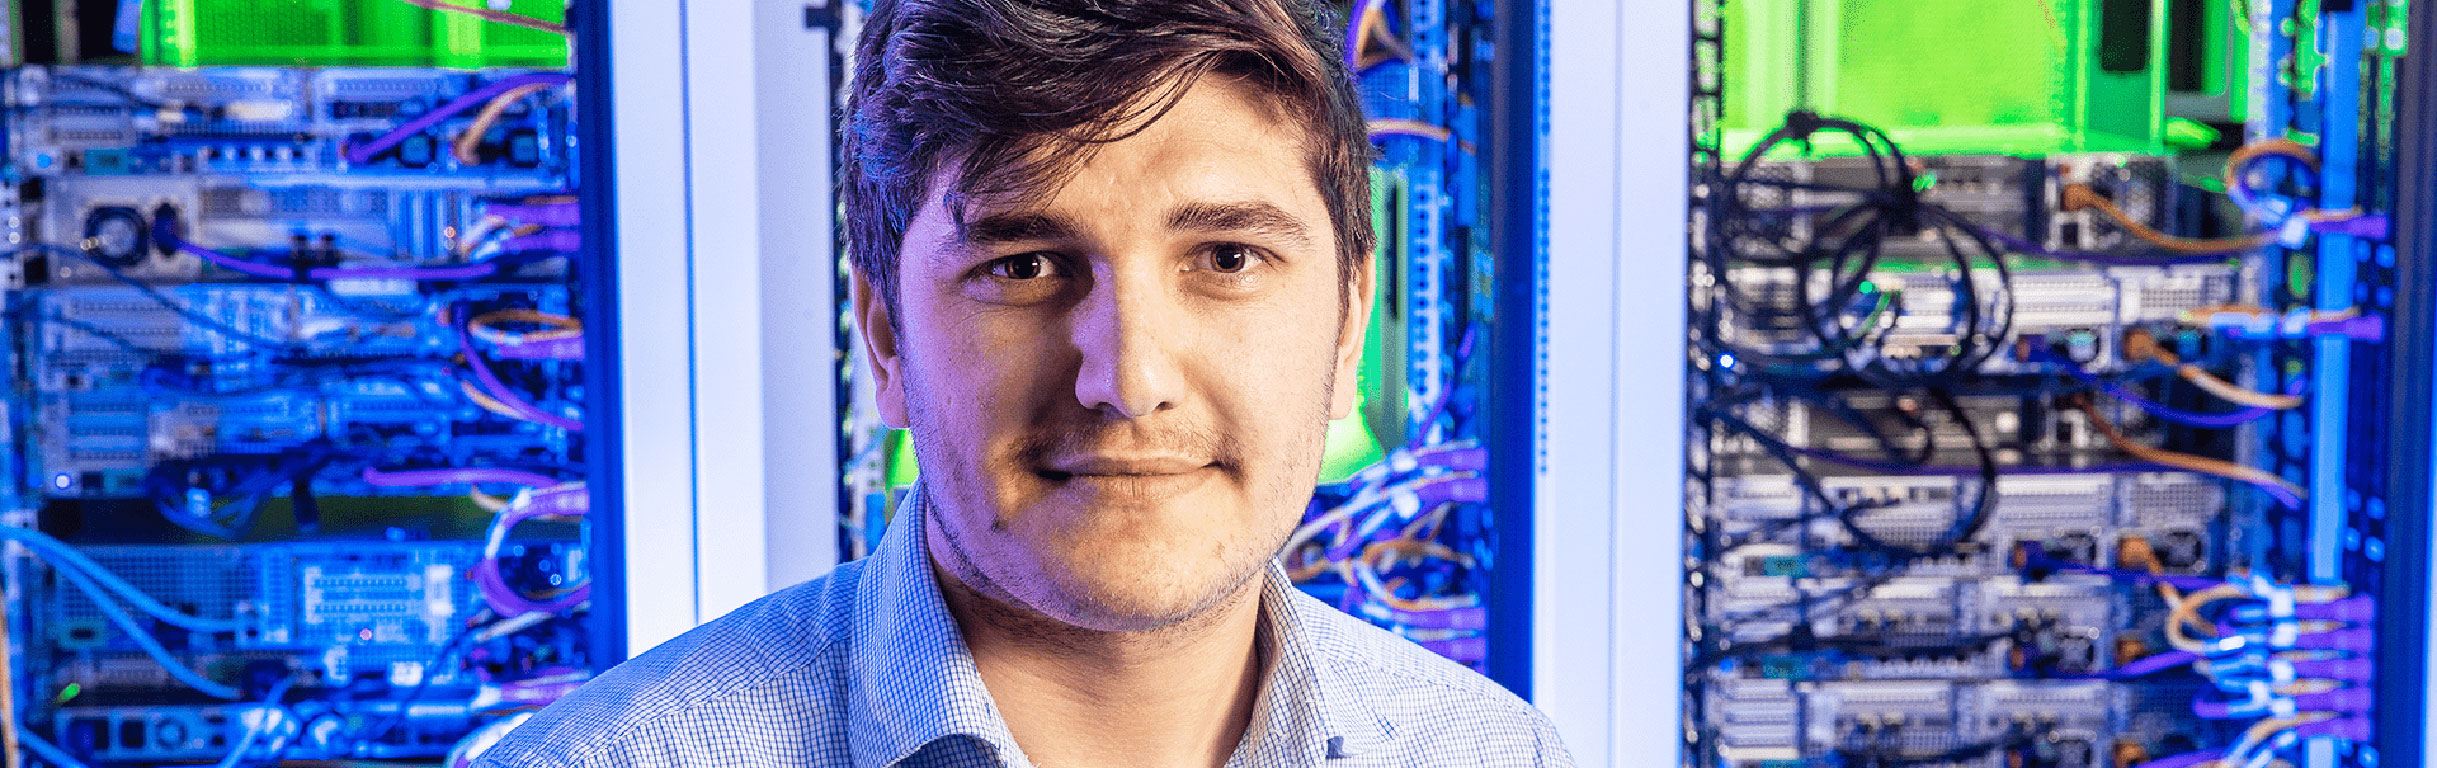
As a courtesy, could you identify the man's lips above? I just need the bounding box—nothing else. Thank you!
[1036,455,1215,480]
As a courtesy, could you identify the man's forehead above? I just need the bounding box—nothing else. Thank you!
[931,80,1320,215]
[924,149,1326,247]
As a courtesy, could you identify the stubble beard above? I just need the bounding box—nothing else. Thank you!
[905,346,1338,640]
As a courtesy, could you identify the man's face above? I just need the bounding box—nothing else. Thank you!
[855,76,1372,632]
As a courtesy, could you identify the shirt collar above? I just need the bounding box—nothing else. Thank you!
[844,486,1026,767]
[1245,561,1397,762]
[846,485,1396,766]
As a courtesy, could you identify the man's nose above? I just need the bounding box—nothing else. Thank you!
[1070,269,1186,420]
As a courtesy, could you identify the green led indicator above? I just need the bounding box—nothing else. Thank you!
[54,683,80,704]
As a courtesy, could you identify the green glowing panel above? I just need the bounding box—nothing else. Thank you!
[884,428,920,489]
[1722,0,2167,157]
[434,0,569,68]
[1320,168,1409,483]
[142,0,565,67]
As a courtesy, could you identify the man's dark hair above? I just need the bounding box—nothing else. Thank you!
[842,0,1375,310]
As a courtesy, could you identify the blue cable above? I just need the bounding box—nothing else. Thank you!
[0,527,245,633]
[51,558,241,698]
[212,677,298,768]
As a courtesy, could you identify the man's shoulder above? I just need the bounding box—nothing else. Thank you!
[1287,590,1570,765]
[472,559,868,768]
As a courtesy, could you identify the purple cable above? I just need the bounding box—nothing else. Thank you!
[457,319,584,432]
[2191,698,2247,719]
[2087,650,2198,679]
[2312,214,2389,239]
[1416,476,1491,507]
[2217,313,2387,343]
[2291,688,2373,713]
[361,467,557,489]
[1415,444,1488,473]
[344,73,575,165]
[2233,596,2376,624]
[2296,716,2373,741]
[493,334,584,360]
[475,485,591,617]
[2193,687,2371,720]
[2051,564,2219,591]
[475,560,589,617]
[482,202,581,227]
[2294,628,2375,653]
[2289,657,2374,682]
[2210,622,2374,652]
[497,229,579,253]
[1321,475,1490,560]
[2308,314,2385,342]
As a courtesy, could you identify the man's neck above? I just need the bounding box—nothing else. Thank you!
[929,551,1267,768]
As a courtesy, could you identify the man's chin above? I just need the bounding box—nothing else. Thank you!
[1029,560,1258,633]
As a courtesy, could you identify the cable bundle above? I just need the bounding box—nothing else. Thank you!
[1284,441,1490,665]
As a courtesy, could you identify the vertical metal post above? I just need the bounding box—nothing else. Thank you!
[2379,0,2437,763]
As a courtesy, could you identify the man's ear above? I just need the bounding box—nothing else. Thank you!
[851,270,913,429]
[1328,252,1375,421]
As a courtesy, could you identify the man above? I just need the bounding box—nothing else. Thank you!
[476,0,1571,765]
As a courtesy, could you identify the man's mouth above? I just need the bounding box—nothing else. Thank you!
[1036,455,1216,481]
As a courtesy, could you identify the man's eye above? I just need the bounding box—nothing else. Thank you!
[1201,243,1265,274]
[988,254,1060,280]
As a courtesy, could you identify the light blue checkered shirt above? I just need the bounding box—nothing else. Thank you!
[476,489,1572,767]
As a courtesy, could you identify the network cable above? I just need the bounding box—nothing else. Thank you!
[450,306,584,431]
[345,73,575,164]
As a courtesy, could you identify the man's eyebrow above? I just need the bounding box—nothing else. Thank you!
[1166,201,1314,246]
[958,212,1079,246]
